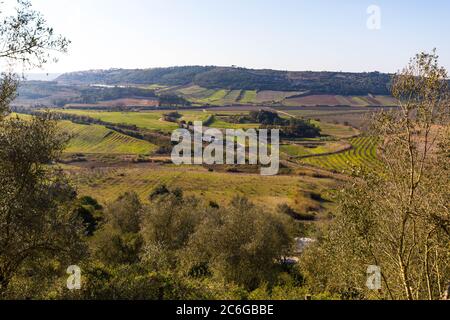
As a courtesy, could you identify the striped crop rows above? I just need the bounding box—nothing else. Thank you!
[301,137,380,172]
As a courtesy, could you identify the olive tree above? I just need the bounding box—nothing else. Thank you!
[92,192,143,265]
[0,115,86,296]
[0,1,83,297]
[183,197,293,290]
[301,51,450,300]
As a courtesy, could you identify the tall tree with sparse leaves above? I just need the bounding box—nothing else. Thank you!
[0,0,84,298]
[301,50,450,300]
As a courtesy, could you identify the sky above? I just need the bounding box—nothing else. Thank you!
[21,0,450,73]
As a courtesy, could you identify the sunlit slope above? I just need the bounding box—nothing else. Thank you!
[301,137,380,172]
[57,110,179,131]
[61,121,157,155]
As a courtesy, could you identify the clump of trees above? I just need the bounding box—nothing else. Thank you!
[249,110,285,125]
[159,94,191,107]
[276,118,321,139]
[224,110,322,138]
[225,110,285,125]
[49,187,299,300]
[162,111,182,123]
[99,189,291,287]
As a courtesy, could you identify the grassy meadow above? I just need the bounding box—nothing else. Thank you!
[58,109,180,131]
[66,164,336,213]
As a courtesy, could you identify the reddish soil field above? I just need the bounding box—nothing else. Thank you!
[285,95,342,106]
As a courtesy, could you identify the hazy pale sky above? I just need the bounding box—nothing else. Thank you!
[25,0,450,73]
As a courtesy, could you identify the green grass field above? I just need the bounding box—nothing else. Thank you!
[66,164,336,211]
[310,120,359,138]
[208,117,261,130]
[57,110,180,131]
[221,90,242,105]
[204,90,231,104]
[61,121,158,155]
[238,90,257,104]
[281,141,350,158]
[301,137,380,172]
[57,109,263,130]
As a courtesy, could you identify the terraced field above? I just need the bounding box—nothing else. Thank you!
[238,90,257,104]
[301,137,380,172]
[175,86,233,105]
[61,121,158,155]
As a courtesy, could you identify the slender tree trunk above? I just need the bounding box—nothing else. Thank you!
[398,215,413,300]
[425,243,433,300]
[399,261,413,300]
[0,273,11,298]
[435,249,442,297]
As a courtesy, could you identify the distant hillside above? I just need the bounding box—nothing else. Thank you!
[56,66,393,96]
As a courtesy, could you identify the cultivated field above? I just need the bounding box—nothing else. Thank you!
[281,141,351,159]
[254,91,302,104]
[280,107,390,130]
[58,109,180,131]
[301,136,380,172]
[56,109,263,130]
[65,98,159,109]
[37,106,385,213]
[66,164,336,213]
[169,85,397,107]
[61,121,157,155]
[282,95,398,107]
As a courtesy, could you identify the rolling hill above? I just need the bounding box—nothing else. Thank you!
[56,66,393,96]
